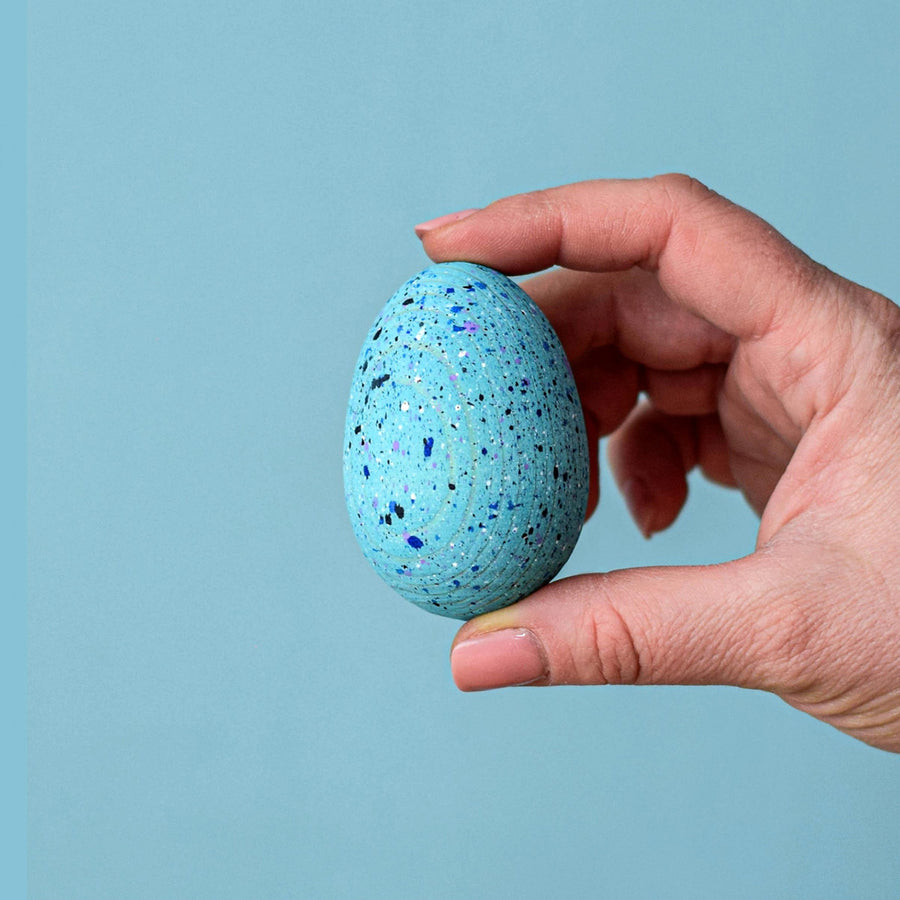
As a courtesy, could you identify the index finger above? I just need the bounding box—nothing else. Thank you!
[417,174,825,341]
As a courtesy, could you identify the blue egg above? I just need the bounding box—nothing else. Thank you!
[343,262,589,619]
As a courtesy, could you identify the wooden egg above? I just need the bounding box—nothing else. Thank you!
[343,262,589,619]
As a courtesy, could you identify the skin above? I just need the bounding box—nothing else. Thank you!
[416,174,900,753]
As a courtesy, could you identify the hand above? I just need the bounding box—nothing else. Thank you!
[415,175,900,753]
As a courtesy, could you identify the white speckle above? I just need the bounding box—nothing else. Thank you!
[400,401,410,411]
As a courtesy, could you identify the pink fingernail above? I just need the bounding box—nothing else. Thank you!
[414,208,479,238]
[451,628,547,691]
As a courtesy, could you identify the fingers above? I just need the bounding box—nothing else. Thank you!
[641,365,727,417]
[608,409,691,538]
[450,555,801,692]
[418,174,828,341]
[517,266,734,533]
[607,404,735,537]
[521,267,734,371]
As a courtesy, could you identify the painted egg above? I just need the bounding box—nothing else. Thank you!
[343,262,589,619]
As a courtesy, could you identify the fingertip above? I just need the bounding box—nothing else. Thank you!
[607,406,691,536]
[413,208,480,240]
[621,477,655,539]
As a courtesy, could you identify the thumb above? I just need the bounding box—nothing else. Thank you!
[450,556,799,692]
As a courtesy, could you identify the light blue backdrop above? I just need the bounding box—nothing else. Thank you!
[28,1,900,897]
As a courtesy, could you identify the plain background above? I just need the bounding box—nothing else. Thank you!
[27,1,900,898]
[8,0,26,894]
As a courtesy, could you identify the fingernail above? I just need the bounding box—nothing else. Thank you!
[451,628,547,691]
[414,208,479,238]
[621,477,653,539]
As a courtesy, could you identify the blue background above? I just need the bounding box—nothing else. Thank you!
[27,1,900,897]
[7,0,26,895]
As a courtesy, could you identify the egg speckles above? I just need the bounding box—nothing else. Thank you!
[343,262,589,619]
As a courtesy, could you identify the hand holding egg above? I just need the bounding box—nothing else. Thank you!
[413,175,900,754]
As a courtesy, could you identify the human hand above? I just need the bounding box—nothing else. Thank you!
[415,175,900,753]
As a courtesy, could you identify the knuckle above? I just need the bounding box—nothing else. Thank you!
[651,172,714,204]
[499,189,556,222]
[495,190,563,251]
[646,173,720,271]
[574,578,644,685]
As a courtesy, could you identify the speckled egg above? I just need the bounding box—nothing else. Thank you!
[343,262,589,619]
